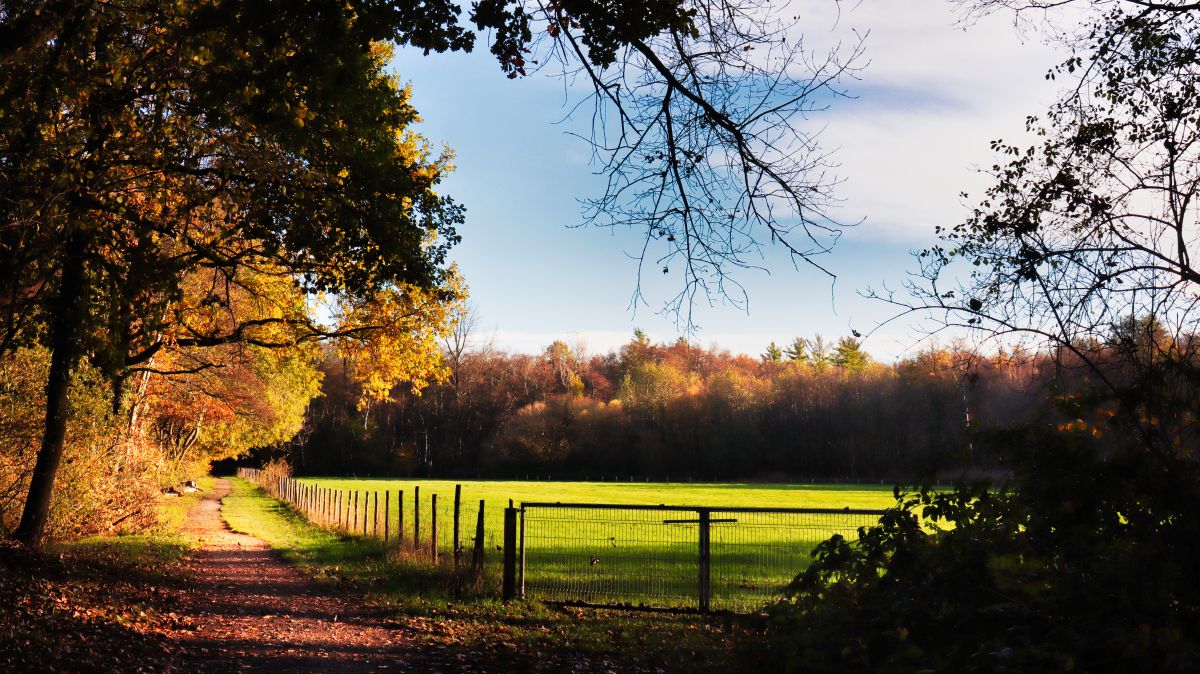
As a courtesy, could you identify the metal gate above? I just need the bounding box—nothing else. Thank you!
[513,502,886,613]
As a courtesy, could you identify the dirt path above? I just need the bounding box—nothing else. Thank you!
[167,478,430,672]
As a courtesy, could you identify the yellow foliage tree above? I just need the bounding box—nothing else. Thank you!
[335,269,466,408]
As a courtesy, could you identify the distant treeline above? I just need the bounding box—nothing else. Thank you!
[267,331,1055,481]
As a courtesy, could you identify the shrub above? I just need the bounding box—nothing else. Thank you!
[767,426,1200,673]
[0,348,180,540]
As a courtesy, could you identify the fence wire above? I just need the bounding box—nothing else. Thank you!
[236,469,500,574]
[521,504,884,612]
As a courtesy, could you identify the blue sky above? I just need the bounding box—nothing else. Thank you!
[390,3,1065,361]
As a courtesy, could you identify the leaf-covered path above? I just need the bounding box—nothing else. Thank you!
[167,478,430,672]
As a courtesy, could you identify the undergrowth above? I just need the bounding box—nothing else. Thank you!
[0,477,214,672]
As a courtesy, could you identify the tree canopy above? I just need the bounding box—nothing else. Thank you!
[1,0,465,545]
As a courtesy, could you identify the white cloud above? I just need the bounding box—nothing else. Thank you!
[801,2,1068,242]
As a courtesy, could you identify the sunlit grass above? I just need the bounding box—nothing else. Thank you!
[289,477,898,611]
[64,476,217,568]
[221,477,768,672]
[222,477,490,605]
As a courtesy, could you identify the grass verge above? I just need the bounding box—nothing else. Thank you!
[222,477,772,672]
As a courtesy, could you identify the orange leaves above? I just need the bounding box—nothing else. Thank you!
[131,263,324,462]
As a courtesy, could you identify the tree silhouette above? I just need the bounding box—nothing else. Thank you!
[788,3,1200,669]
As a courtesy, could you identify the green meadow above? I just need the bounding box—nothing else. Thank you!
[292,477,898,611]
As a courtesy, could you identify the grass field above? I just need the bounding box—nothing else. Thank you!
[289,477,898,612]
[225,477,773,673]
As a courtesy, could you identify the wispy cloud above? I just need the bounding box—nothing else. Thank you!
[805,2,1067,243]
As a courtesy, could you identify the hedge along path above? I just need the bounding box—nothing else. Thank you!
[168,478,431,673]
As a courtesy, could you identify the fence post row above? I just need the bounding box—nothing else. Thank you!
[239,472,507,590]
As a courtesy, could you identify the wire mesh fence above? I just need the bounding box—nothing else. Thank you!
[236,468,501,575]
[520,503,885,612]
[236,469,885,612]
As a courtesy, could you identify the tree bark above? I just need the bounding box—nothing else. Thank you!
[13,231,88,548]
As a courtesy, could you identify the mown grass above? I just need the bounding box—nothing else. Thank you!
[224,476,772,672]
[291,476,896,611]
[297,476,898,517]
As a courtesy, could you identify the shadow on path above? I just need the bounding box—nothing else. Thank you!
[168,478,427,673]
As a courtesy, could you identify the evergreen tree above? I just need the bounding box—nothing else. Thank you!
[832,337,869,373]
[762,341,784,362]
[807,335,832,369]
[784,337,809,362]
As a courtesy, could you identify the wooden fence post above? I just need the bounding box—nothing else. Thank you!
[384,491,390,542]
[397,490,404,546]
[502,506,518,601]
[453,484,462,570]
[373,491,379,538]
[471,500,486,579]
[353,492,359,535]
[431,494,438,562]
[698,508,711,613]
[413,486,420,549]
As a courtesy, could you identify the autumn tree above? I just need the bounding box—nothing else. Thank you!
[2,0,863,546]
[1,2,463,546]
[335,272,466,408]
[131,265,326,467]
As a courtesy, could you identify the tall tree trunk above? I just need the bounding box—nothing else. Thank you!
[13,232,88,548]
